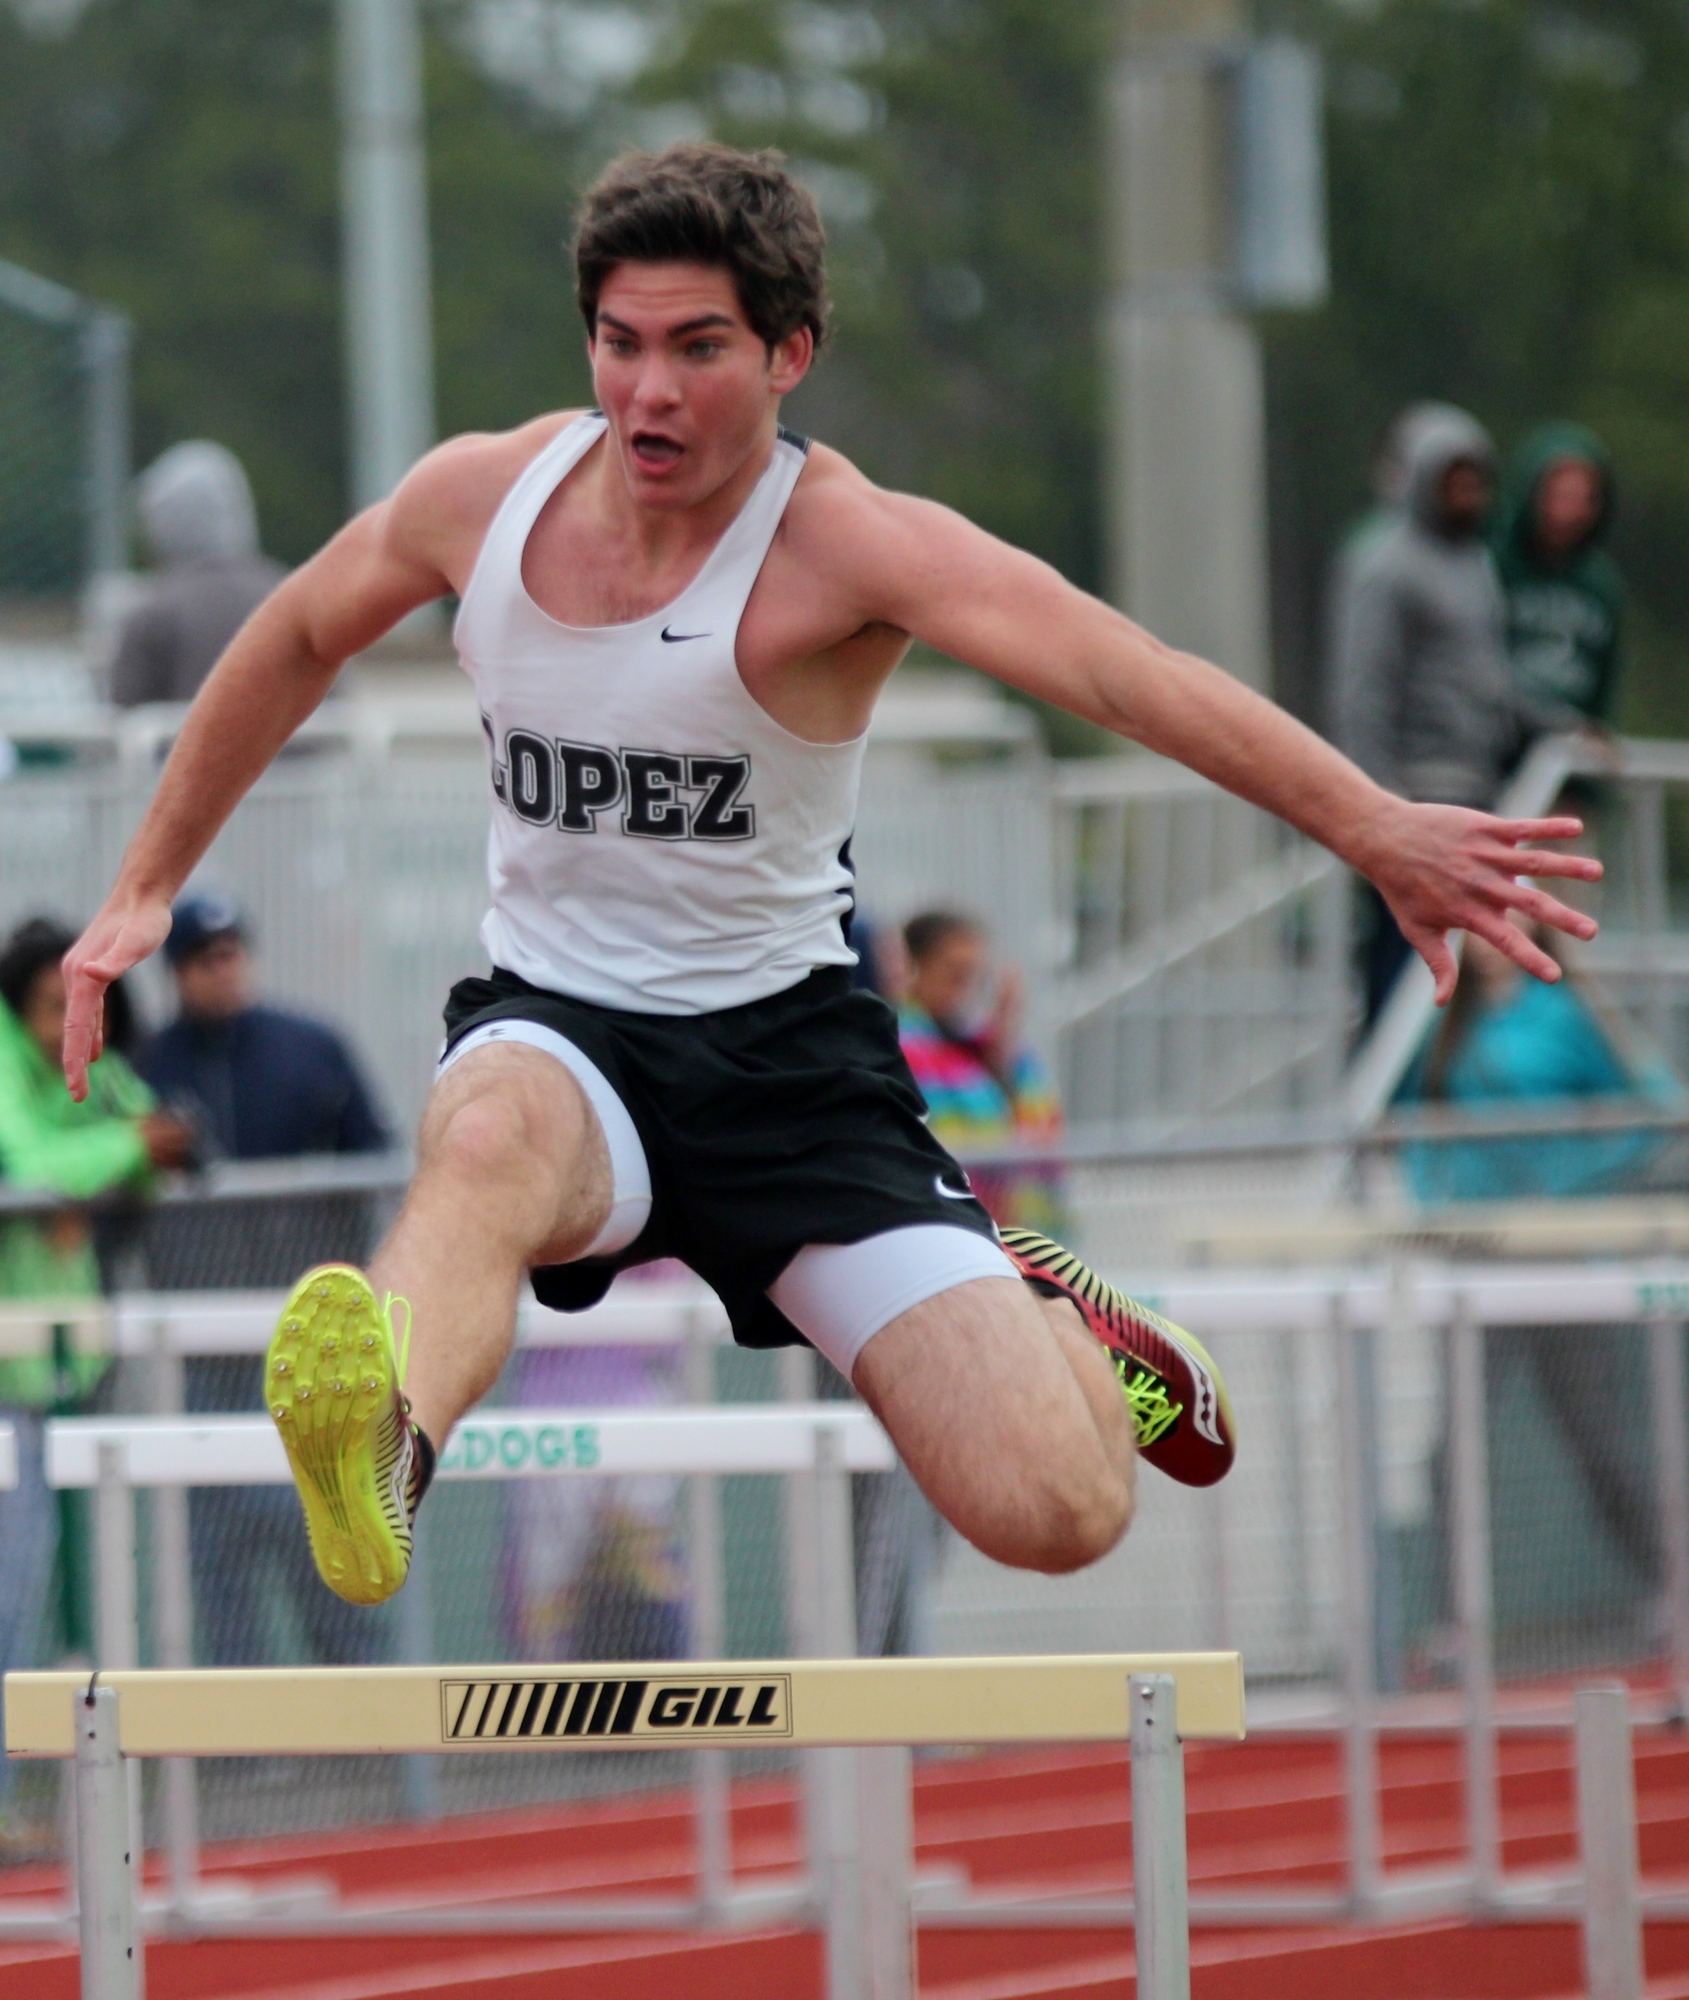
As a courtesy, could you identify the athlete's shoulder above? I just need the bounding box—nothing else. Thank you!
[380,412,589,579]
[780,437,981,588]
[394,412,585,525]
[781,439,921,554]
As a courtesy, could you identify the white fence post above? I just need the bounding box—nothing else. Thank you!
[1334,1296,1382,1910]
[1646,1320,1689,1720]
[75,1683,140,2000]
[94,1444,138,1675]
[1448,1296,1501,1905]
[1130,1672,1191,2000]
[1575,1683,1644,2000]
[148,1329,200,1916]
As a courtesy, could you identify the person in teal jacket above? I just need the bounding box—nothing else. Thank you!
[1399,930,1677,1206]
[1398,927,1679,1596]
[1495,422,1624,734]
[0,917,190,1829]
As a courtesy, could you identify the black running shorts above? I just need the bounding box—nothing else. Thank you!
[440,965,1001,1350]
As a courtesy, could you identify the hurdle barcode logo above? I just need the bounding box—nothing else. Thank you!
[441,1676,793,1743]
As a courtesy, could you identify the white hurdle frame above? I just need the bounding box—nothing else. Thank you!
[35,1402,894,1953]
[9,1656,1245,2000]
[11,1257,1683,1942]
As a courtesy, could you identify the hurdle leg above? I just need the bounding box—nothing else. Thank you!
[857,1745,915,2000]
[93,1444,146,1956]
[813,1419,867,1999]
[1130,1673,1191,2000]
[75,1684,140,2000]
[787,1410,915,1998]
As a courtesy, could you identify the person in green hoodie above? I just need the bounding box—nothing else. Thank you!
[1495,422,1624,735]
[0,917,191,1830]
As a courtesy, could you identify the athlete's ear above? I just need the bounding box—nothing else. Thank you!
[767,326,813,397]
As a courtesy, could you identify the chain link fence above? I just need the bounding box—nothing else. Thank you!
[0,258,129,601]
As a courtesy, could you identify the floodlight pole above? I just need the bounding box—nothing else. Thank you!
[335,0,436,513]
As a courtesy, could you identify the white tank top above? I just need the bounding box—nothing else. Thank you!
[453,413,866,1015]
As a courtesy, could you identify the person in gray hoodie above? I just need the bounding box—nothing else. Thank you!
[109,442,287,708]
[1331,405,1525,1023]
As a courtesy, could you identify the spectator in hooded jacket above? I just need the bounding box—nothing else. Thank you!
[1495,422,1623,738]
[1331,405,1527,1025]
[109,442,287,708]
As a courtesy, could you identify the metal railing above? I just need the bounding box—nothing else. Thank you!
[5,716,1689,1145]
[24,1401,888,1942]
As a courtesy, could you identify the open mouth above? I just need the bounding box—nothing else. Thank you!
[631,432,684,469]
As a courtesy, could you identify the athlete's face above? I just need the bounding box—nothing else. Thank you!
[589,262,812,510]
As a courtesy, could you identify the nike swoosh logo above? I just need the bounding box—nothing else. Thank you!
[935,1175,974,1201]
[661,626,711,643]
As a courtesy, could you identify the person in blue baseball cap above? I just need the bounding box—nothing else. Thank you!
[161,890,248,971]
[140,892,393,1668]
[144,893,386,1161]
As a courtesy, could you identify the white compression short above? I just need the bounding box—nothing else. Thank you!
[767,1224,1020,1378]
[439,1018,653,1258]
[438,1018,1018,1376]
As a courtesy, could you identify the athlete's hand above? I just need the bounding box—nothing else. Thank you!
[1362,801,1602,1005]
[61,896,174,1101]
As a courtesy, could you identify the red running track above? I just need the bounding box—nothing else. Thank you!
[8,1719,1689,1997]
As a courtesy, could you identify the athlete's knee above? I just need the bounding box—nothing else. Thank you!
[425,1089,552,1193]
[1026,1467,1133,1574]
[960,1461,1133,1575]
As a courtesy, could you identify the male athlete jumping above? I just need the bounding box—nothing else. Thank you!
[62,146,1600,1606]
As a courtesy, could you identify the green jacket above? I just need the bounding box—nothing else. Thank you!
[1494,421,1624,729]
[0,997,155,1404]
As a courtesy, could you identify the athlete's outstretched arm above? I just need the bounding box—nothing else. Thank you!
[60,439,490,1098]
[853,488,1601,1001]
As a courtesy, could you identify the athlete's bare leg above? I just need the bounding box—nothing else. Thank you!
[368,1044,615,1446]
[852,1278,1135,1575]
[364,1049,1129,1573]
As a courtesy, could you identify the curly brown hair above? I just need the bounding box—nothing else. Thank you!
[574,143,830,355]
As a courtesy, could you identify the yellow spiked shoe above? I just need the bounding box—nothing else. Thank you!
[266,1264,418,1606]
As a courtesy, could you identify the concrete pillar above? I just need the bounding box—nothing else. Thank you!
[336,0,436,513]
[1105,0,1273,691]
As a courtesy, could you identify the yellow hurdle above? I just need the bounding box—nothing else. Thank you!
[5,1650,1243,1758]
